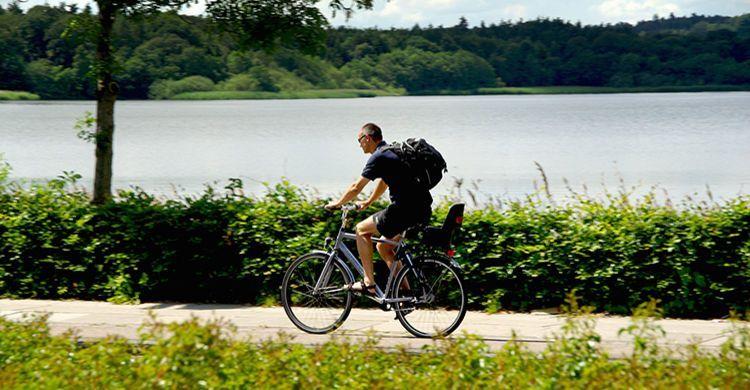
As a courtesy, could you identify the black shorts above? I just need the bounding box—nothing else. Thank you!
[373,203,431,239]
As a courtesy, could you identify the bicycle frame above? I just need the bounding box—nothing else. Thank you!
[314,207,419,306]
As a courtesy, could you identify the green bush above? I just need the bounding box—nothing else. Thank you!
[247,66,281,92]
[216,73,261,91]
[262,67,314,91]
[0,90,39,100]
[458,194,750,317]
[216,67,314,93]
[148,75,216,100]
[272,49,344,88]
[0,170,748,317]
[0,308,749,388]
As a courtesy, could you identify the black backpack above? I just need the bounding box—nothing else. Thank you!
[385,138,447,190]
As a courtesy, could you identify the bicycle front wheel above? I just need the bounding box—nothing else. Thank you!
[393,257,467,338]
[281,252,353,334]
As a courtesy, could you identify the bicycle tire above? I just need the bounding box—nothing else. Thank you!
[281,251,354,334]
[393,256,467,338]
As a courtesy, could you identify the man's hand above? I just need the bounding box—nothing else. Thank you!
[324,201,341,210]
[355,200,370,210]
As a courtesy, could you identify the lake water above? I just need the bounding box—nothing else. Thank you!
[1,93,749,204]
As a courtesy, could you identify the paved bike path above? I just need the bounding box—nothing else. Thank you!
[0,299,738,358]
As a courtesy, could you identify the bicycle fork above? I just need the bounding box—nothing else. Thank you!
[312,252,348,295]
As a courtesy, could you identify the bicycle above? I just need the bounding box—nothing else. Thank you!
[281,203,467,338]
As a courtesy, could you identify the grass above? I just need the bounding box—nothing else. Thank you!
[171,88,401,100]
[475,84,750,95]
[9,85,749,100]
[1,298,749,388]
[0,90,40,101]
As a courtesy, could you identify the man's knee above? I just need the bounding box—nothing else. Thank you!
[376,242,391,254]
[356,221,373,238]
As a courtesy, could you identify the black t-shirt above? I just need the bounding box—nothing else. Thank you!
[361,141,432,206]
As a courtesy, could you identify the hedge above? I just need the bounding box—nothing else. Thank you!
[0,169,748,317]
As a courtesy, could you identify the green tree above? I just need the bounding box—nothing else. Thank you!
[446,50,496,89]
[19,5,67,60]
[273,48,342,87]
[25,59,81,98]
[114,34,225,98]
[74,0,373,204]
[455,16,469,29]
[0,26,27,90]
[738,18,750,39]
[375,48,495,91]
[403,36,440,52]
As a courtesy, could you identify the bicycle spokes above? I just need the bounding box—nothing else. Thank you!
[282,253,353,334]
[393,258,467,338]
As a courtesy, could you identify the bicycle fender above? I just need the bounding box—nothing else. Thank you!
[419,253,464,272]
[299,250,332,258]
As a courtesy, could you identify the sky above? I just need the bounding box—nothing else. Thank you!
[4,0,750,27]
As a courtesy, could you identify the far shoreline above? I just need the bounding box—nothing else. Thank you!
[427,84,750,96]
[3,85,749,101]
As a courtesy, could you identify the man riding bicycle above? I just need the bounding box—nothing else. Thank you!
[325,123,432,296]
[283,124,465,337]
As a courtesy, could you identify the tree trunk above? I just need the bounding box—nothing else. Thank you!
[92,2,117,205]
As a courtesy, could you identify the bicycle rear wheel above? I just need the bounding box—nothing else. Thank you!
[281,252,353,334]
[393,257,467,338]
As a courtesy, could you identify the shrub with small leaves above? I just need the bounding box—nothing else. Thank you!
[0,169,748,317]
[0,312,749,388]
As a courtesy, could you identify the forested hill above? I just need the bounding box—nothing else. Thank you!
[1,3,749,99]
[633,13,746,33]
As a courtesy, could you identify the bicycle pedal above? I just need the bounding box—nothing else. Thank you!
[394,308,414,320]
[393,304,415,319]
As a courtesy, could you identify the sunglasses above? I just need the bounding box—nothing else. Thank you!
[357,134,368,143]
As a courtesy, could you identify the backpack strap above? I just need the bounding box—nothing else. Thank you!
[380,142,403,156]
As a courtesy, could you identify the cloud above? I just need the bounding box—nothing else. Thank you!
[10,0,747,29]
[369,0,537,26]
[502,4,528,20]
[378,0,459,22]
[596,0,681,23]
[380,2,424,23]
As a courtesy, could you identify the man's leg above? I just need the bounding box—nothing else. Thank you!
[355,216,380,287]
[375,237,398,269]
[376,236,410,290]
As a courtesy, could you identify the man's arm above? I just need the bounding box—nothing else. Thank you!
[326,176,370,209]
[357,179,388,209]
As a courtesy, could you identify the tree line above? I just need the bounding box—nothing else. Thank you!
[1,3,750,99]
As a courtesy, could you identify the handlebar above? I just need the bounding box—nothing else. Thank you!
[325,203,359,227]
[325,203,359,211]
